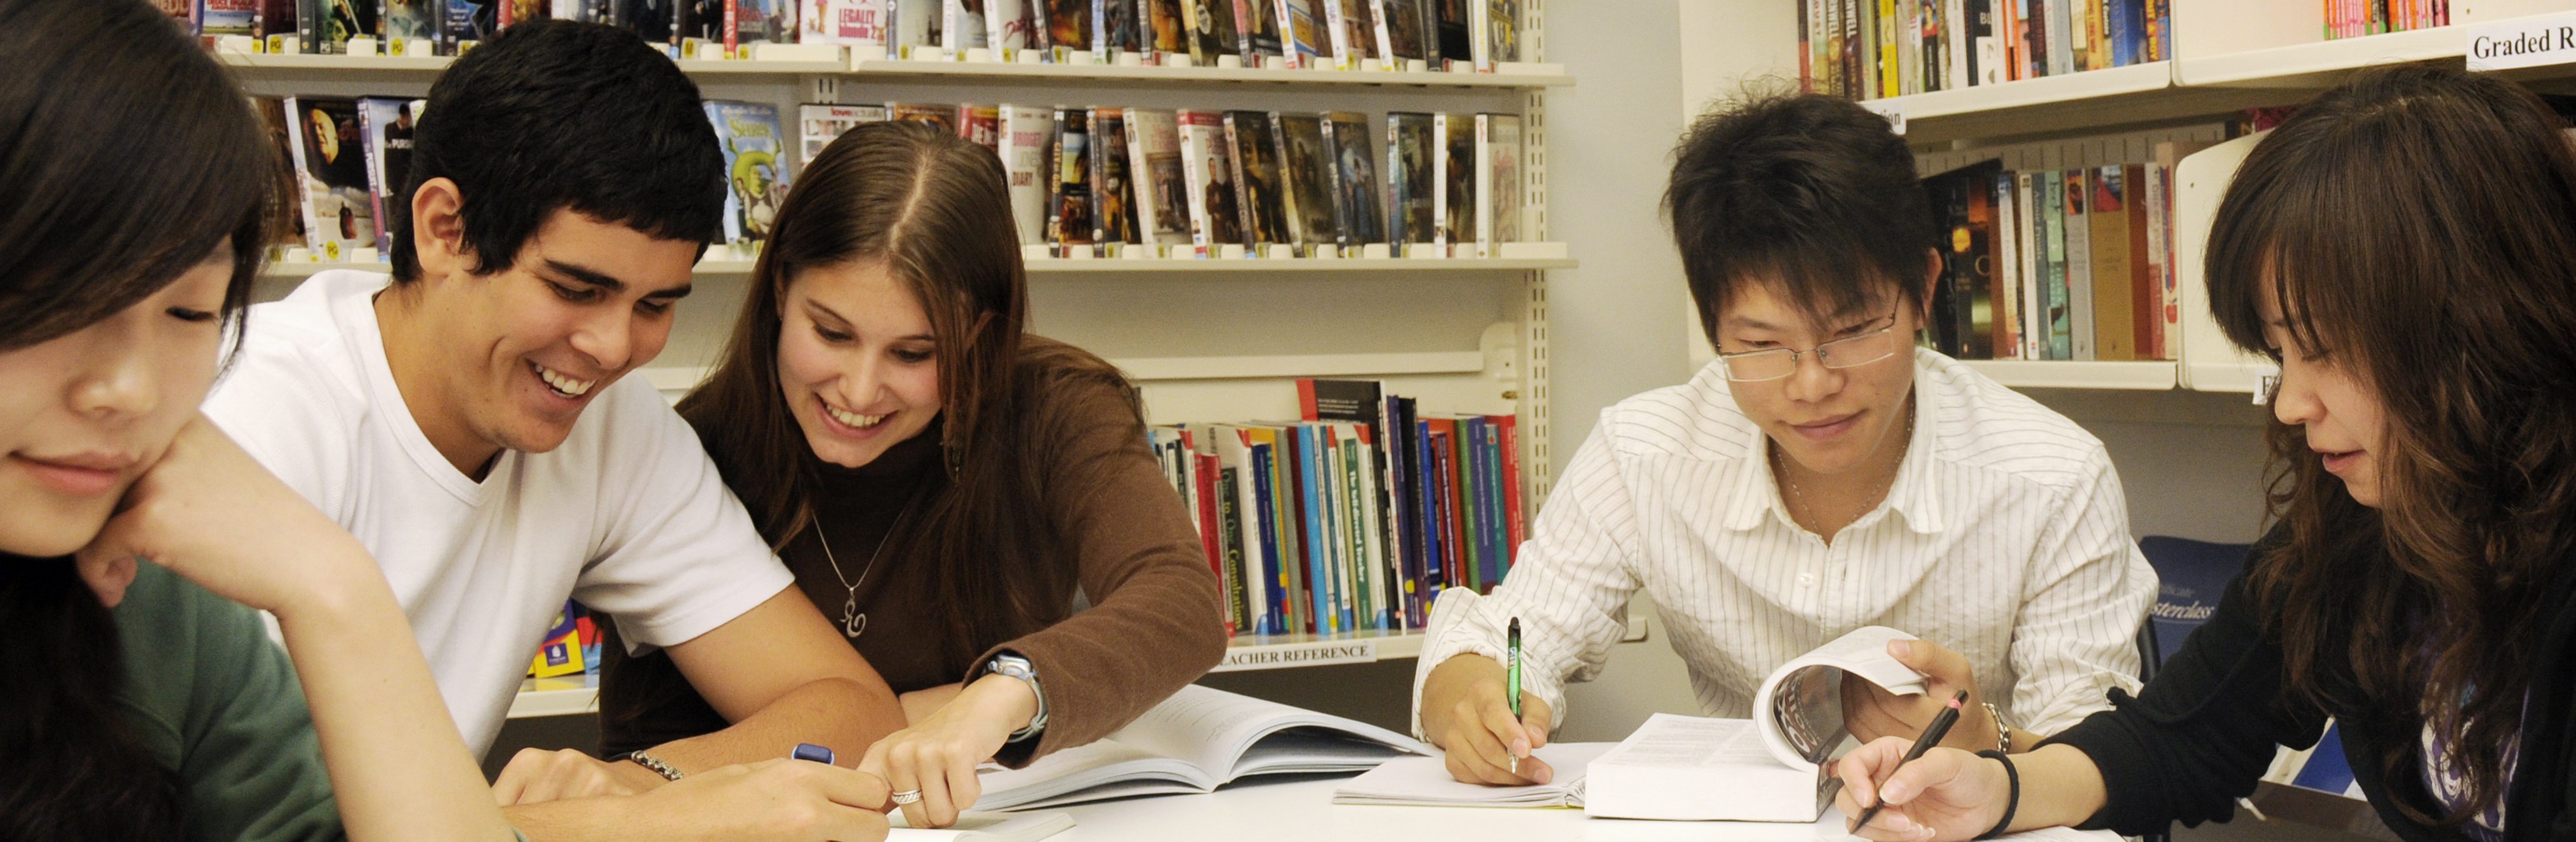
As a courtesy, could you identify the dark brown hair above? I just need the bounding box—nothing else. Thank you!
[1663,85,1934,342]
[0,0,276,835]
[682,121,1132,662]
[2207,63,2576,827]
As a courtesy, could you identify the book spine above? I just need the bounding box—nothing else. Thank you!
[1275,433,1312,634]
[1435,429,1467,592]
[1492,413,1523,570]
[2088,164,2132,361]
[1472,114,1492,258]
[1466,418,1499,591]
[1415,420,1447,598]
[2063,168,2094,360]
[1338,434,1375,629]
[1194,451,1231,635]
[1215,467,1247,635]
[1247,443,1287,634]
[2149,161,2177,359]
[2123,162,2154,361]
[1991,170,2022,359]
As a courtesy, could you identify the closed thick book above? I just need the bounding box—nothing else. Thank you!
[799,104,887,164]
[976,685,1426,810]
[2088,163,2135,361]
[1182,0,1237,64]
[281,97,376,261]
[1435,113,1473,256]
[1123,109,1188,250]
[1224,110,1288,248]
[1384,112,1436,250]
[1046,108,1094,246]
[354,97,420,256]
[1176,110,1242,252]
[1235,0,1283,63]
[2062,168,2095,359]
[1271,112,1338,252]
[998,105,1054,245]
[705,101,790,246]
[1323,112,1384,250]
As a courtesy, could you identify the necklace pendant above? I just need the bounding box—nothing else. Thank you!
[842,596,867,638]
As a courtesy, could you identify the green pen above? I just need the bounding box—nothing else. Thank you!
[1507,617,1522,775]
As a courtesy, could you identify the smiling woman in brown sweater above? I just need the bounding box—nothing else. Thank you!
[596,121,1228,829]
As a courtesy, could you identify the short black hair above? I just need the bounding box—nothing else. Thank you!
[1664,88,1934,344]
[388,18,724,283]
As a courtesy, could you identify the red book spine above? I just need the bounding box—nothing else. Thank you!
[1193,451,1231,636]
[726,0,740,57]
[1294,377,1322,421]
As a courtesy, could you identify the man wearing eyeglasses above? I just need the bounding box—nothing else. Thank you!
[1409,90,2157,787]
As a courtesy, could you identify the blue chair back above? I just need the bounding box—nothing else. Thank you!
[2137,535,2254,667]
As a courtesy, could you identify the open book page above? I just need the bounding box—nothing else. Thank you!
[1108,685,1426,778]
[971,740,1208,810]
[1753,626,1927,770]
[1332,742,1617,807]
[887,812,1074,842]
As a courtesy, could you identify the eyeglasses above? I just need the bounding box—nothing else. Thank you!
[1716,304,1904,382]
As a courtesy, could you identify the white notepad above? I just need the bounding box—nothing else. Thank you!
[1331,742,1618,807]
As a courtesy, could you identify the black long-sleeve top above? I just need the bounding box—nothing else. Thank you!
[2045,525,2576,842]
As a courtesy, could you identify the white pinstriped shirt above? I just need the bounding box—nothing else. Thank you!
[1412,348,2156,738]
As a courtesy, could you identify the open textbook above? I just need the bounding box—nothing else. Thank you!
[1337,625,1930,822]
[973,684,1428,810]
[888,812,1073,842]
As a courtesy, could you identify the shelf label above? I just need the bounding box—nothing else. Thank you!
[1861,98,1906,135]
[2466,11,2576,72]
[2251,364,2281,406]
[1212,638,1379,672]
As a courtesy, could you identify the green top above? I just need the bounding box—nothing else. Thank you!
[112,562,344,841]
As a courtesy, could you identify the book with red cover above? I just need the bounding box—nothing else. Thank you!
[1487,413,1522,568]
[1192,448,1232,635]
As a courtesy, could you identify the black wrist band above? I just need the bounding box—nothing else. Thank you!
[1975,749,2020,841]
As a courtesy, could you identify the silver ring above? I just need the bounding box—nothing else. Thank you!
[891,789,923,805]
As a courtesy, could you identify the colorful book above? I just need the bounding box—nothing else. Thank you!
[1224,110,1288,247]
[1322,111,1384,250]
[957,104,1003,156]
[705,101,790,246]
[1384,112,1436,250]
[1178,109,1244,253]
[1046,108,1095,246]
[1124,109,1190,251]
[1271,112,1338,253]
[281,97,376,261]
[1435,112,1472,255]
[354,97,420,260]
[1473,112,1521,257]
[2088,163,2135,361]
[1088,109,1140,246]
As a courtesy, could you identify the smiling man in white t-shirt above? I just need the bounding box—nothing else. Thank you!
[205,20,908,839]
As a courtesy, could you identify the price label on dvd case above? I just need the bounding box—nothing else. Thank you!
[2466,11,2576,72]
[1861,98,1906,135]
[1211,639,1379,672]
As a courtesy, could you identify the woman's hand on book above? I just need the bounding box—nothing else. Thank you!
[1420,653,1555,786]
[1842,639,2002,752]
[1835,739,2009,842]
[857,674,1035,828]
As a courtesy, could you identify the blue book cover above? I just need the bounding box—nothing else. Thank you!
[1386,396,1426,627]
[1296,425,1339,634]
[1415,419,1448,597]
[1248,441,1288,636]
[1313,424,1356,632]
[1464,417,1499,590]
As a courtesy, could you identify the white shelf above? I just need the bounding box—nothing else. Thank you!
[1890,62,2177,121]
[2176,25,2469,88]
[211,49,1570,89]
[510,673,599,720]
[257,257,759,279]
[1962,359,2179,391]
[845,57,1571,89]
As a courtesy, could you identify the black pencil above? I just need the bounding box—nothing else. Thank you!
[1850,689,1974,832]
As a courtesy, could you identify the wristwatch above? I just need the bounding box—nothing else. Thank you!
[1982,701,2014,753]
[975,652,1049,742]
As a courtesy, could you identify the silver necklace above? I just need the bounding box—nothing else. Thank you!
[1776,403,1915,527]
[814,496,922,639]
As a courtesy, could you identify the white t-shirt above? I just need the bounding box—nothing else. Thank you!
[204,271,795,754]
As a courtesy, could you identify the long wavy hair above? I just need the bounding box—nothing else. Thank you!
[681,121,1131,664]
[0,0,276,836]
[2207,63,2576,826]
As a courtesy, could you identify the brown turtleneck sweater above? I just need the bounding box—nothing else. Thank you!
[595,366,1228,766]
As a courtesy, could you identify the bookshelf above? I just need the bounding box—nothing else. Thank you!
[231,4,1567,675]
[1688,2,2576,396]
